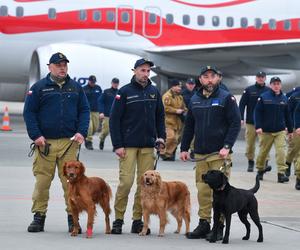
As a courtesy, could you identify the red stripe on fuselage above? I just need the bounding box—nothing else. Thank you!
[1,8,300,46]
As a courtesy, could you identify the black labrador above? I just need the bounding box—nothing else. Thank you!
[202,170,263,244]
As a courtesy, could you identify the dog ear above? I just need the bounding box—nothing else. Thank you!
[140,174,145,186]
[155,171,162,187]
[79,161,85,176]
[221,172,228,186]
[63,162,68,177]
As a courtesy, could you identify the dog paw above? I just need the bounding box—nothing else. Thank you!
[70,231,78,237]
[222,239,229,244]
[86,228,93,238]
[174,230,179,234]
[139,231,147,236]
[242,236,249,240]
[257,237,263,243]
[158,233,164,237]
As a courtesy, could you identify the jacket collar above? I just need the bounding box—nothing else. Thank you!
[130,76,152,89]
[46,73,70,86]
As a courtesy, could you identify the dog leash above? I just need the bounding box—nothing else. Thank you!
[153,141,165,170]
[190,152,219,162]
[191,152,232,172]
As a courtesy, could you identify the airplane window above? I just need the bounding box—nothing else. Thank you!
[212,16,220,27]
[107,11,115,22]
[183,15,190,25]
[197,15,205,26]
[79,10,87,21]
[284,20,291,30]
[0,6,8,16]
[166,14,174,24]
[226,17,234,27]
[121,11,130,23]
[48,8,56,19]
[93,10,101,22]
[254,18,262,29]
[16,6,24,17]
[149,13,157,24]
[241,17,248,28]
[269,19,276,30]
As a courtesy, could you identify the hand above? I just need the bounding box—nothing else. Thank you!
[296,128,300,136]
[180,151,189,161]
[219,148,230,159]
[176,109,184,114]
[287,133,293,140]
[34,136,46,146]
[115,147,126,158]
[72,133,84,144]
[256,128,263,134]
[99,113,105,119]
[155,138,165,151]
[241,120,245,126]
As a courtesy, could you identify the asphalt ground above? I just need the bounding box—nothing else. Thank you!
[0,116,299,250]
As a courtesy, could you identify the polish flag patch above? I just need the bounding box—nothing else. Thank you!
[115,94,121,100]
[27,90,33,95]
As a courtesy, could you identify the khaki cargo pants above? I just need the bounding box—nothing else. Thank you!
[195,153,231,222]
[86,111,100,142]
[99,117,110,142]
[290,134,300,178]
[114,148,155,220]
[256,131,287,174]
[161,127,181,158]
[286,131,300,165]
[31,138,79,215]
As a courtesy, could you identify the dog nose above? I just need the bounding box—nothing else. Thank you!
[69,173,75,177]
[145,177,150,182]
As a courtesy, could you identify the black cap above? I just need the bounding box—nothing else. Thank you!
[217,70,223,76]
[88,75,97,83]
[200,66,218,76]
[133,58,154,69]
[256,71,266,77]
[112,77,119,84]
[48,52,69,65]
[270,76,281,83]
[186,78,195,84]
[169,79,181,87]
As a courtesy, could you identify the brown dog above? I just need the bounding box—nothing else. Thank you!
[139,170,190,236]
[63,160,112,238]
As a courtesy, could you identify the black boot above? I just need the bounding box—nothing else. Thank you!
[111,219,124,234]
[99,140,104,150]
[27,212,46,232]
[278,173,289,183]
[247,160,254,172]
[257,170,264,181]
[285,162,291,177]
[131,219,150,234]
[186,219,210,239]
[295,178,300,190]
[265,160,272,172]
[85,140,93,150]
[206,223,224,241]
[67,214,82,234]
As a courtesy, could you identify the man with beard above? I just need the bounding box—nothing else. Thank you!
[180,66,241,240]
[109,58,166,234]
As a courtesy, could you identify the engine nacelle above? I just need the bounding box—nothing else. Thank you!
[29,43,142,90]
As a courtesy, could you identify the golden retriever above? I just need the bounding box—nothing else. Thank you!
[63,160,112,238]
[139,170,190,236]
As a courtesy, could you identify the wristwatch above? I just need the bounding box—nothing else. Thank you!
[223,144,231,150]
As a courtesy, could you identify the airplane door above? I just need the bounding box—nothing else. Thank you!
[143,7,162,38]
[116,6,134,36]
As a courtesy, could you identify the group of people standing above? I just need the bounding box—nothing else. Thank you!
[23,53,299,242]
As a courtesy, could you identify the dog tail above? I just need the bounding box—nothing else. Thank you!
[249,174,260,194]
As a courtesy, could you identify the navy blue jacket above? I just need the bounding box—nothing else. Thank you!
[239,83,269,124]
[110,77,166,149]
[98,87,118,117]
[286,86,300,98]
[83,84,102,112]
[23,74,90,141]
[254,90,293,133]
[181,86,241,154]
[288,90,300,129]
[181,88,196,107]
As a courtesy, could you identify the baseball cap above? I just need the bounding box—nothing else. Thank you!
[169,79,181,87]
[270,76,281,83]
[200,66,218,76]
[112,77,119,84]
[186,78,195,84]
[133,58,154,69]
[48,52,69,65]
[88,75,97,83]
[256,71,266,77]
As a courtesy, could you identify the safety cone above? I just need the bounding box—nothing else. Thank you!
[1,106,12,131]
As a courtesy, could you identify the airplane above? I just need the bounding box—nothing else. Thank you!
[1,0,300,102]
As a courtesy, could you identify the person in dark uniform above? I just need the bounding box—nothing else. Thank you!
[239,71,271,172]
[83,75,102,150]
[292,99,300,190]
[23,52,90,233]
[181,78,196,107]
[254,77,293,182]
[98,77,120,150]
[109,58,166,235]
[180,66,241,240]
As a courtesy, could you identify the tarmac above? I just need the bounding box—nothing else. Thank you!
[0,114,299,250]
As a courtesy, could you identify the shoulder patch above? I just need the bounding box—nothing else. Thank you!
[27,90,33,95]
[115,94,121,100]
[231,95,236,101]
[257,97,261,101]
[164,96,171,105]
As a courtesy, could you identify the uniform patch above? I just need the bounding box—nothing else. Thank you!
[164,96,171,105]
[231,96,236,101]
[27,90,33,95]
[127,95,139,100]
[115,94,121,100]
[150,94,156,99]
[212,99,219,106]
